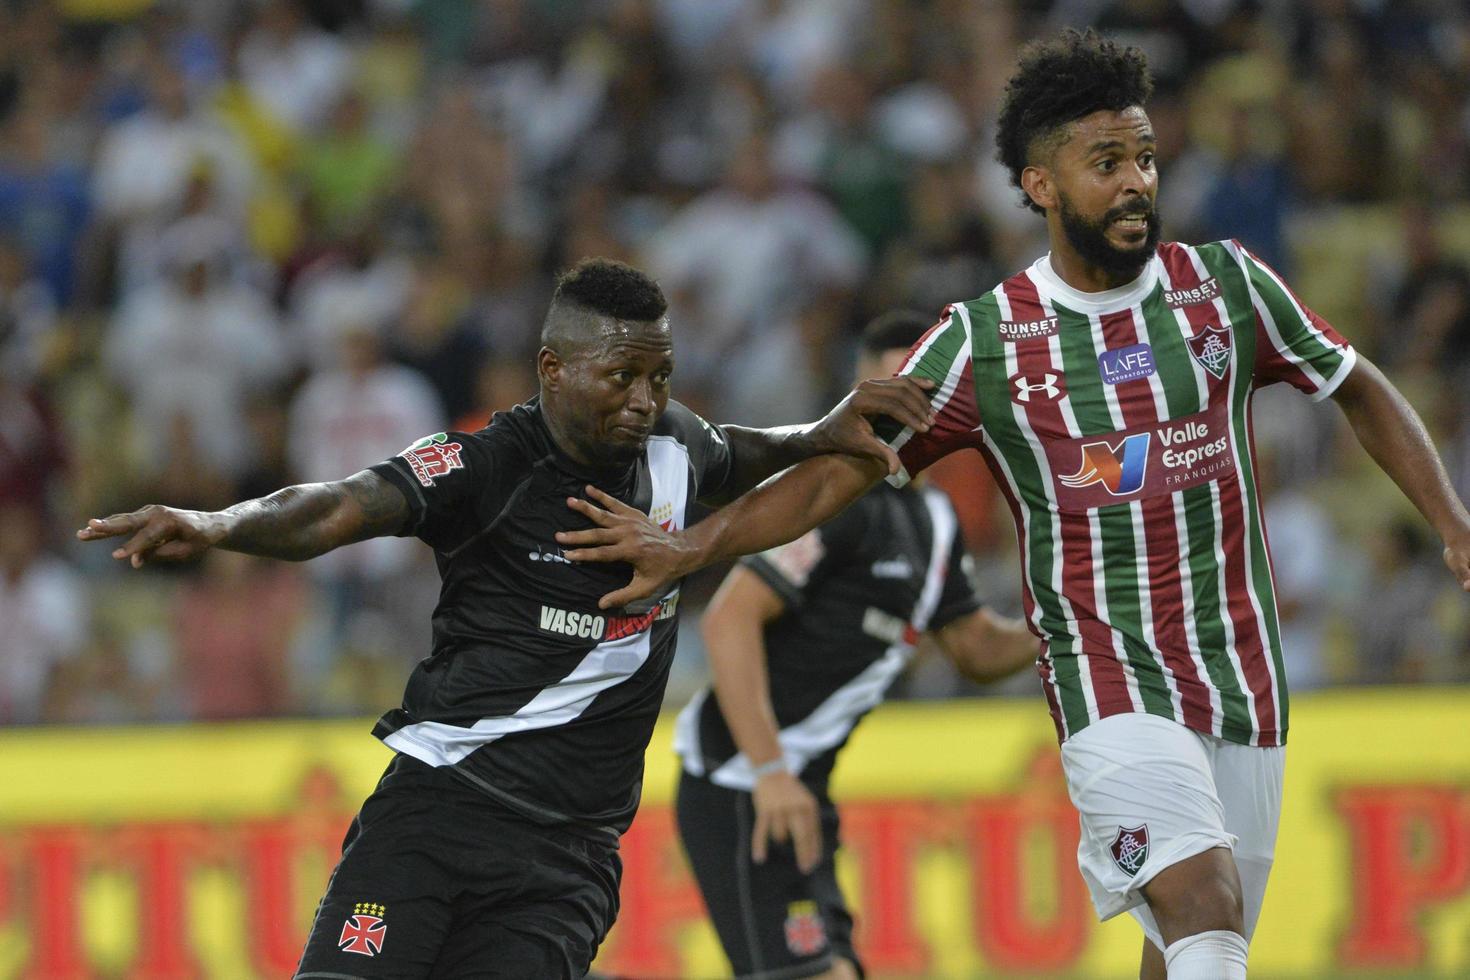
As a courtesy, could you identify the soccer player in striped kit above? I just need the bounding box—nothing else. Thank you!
[559,32,1470,980]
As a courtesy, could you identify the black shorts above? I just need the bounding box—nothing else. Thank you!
[676,771,861,980]
[295,754,621,979]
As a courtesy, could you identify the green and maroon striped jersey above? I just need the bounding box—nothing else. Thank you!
[884,240,1356,747]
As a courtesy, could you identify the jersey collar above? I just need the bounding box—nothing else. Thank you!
[1028,249,1162,313]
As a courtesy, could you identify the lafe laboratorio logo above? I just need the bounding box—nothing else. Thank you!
[1059,433,1150,495]
[339,903,387,957]
[1110,825,1150,877]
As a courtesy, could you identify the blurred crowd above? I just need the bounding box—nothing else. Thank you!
[3,0,1470,727]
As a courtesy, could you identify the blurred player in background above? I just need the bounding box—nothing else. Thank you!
[557,32,1470,980]
[673,310,1036,980]
[77,258,933,979]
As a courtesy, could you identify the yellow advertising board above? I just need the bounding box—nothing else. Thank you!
[0,690,1465,978]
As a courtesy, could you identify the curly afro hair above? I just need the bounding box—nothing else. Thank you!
[550,257,668,323]
[995,29,1153,215]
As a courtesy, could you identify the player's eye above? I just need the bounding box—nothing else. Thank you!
[1096,158,1116,173]
[653,370,672,387]
[610,371,633,385]
[1140,152,1156,169]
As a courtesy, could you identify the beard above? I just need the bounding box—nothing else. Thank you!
[1058,194,1162,282]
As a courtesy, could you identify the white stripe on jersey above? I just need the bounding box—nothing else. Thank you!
[886,315,973,486]
[384,438,692,767]
[691,489,959,789]
[1186,244,1278,743]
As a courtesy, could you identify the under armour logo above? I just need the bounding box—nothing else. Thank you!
[1009,372,1066,403]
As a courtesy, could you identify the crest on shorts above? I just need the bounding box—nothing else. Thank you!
[784,900,827,957]
[339,903,387,957]
[1110,825,1150,877]
[1187,324,1233,380]
[400,433,465,488]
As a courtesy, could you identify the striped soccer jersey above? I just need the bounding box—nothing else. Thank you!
[884,240,1356,747]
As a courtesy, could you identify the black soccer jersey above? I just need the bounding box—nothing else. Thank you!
[368,398,733,840]
[675,482,982,793]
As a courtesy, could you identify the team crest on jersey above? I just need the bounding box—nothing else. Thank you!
[650,501,675,531]
[1009,372,1067,404]
[1059,433,1150,495]
[1187,324,1233,380]
[400,433,465,487]
[1110,825,1150,877]
[339,903,387,957]
[784,900,827,956]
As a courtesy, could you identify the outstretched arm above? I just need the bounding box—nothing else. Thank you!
[706,376,936,503]
[559,453,885,608]
[1331,356,1470,590]
[932,608,1038,683]
[702,567,824,873]
[76,469,410,567]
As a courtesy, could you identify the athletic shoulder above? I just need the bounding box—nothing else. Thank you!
[655,399,722,444]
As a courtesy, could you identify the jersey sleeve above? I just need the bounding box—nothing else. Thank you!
[369,430,516,553]
[928,517,984,631]
[1231,240,1358,401]
[873,307,983,487]
[740,500,867,610]
[661,400,735,500]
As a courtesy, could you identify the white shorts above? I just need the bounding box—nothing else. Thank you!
[1059,712,1284,950]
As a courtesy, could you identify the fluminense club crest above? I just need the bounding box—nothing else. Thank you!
[1187,324,1232,380]
[339,902,387,957]
[1110,824,1150,877]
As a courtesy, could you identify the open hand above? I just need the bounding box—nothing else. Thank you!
[76,505,224,568]
[557,486,693,609]
[809,376,936,475]
[752,768,823,873]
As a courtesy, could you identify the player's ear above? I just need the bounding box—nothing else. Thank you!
[1022,165,1056,212]
[537,347,562,392]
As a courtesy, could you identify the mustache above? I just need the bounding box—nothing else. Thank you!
[1104,201,1155,223]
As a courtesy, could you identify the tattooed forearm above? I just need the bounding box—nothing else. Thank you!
[217,472,409,560]
[344,470,411,535]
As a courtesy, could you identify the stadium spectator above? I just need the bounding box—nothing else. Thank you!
[0,502,88,725]
[645,131,866,423]
[103,221,290,486]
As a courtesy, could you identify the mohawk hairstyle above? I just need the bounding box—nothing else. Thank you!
[995,29,1153,214]
[550,257,668,323]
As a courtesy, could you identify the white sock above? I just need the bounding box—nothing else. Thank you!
[1163,929,1249,979]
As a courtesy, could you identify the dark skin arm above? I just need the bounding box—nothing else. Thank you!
[76,469,410,566]
[933,608,1039,683]
[702,376,937,505]
[1330,356,1470,590]
[559,453,887,608]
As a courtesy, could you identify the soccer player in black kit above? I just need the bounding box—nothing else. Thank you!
[77,259,935,979]
[673,312,1038,980]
